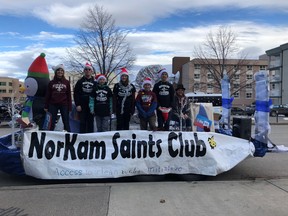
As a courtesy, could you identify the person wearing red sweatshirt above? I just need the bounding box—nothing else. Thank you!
[44,64,72,131]
[136,77,157,131]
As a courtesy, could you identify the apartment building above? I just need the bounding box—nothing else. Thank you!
[173,57,268,107]
[266,43,288,105]
[0,77,24,102]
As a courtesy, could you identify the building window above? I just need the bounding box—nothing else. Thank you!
[271,83,276,89]
[247,65,253,70]
[194,83,200,90]
[0,89,7,93]
[246,83,252,89]
[233,83,240,89]
[246,92,252,98]
[207,84,213,89]
[260,65,266,70]
[246,74,253,80]
[234,74,240,80]
[9,82,12,86]
[194,74,200,79]
[0,82,7,86]
[233,92,240,98]
[233,65,239,72]
[194,64,201,69]
[9,90,13,93]
[207,73,213,79]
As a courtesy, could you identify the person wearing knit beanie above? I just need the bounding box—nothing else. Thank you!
[153,68,175,131]
[44,63,72,131]
[52,64,65,73]
[158,68,168,78]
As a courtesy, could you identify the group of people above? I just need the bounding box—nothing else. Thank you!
[136,68,192,132]
[44,63,192,133]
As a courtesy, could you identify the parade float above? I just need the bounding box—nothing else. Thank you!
[0,64,272,180]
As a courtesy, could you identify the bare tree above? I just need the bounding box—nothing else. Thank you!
[66,5,136,84]
[193,26,252,96]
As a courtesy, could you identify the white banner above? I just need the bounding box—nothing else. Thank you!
[21,130,255,179]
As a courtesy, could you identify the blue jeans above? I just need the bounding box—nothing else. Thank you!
[48,104,70,132]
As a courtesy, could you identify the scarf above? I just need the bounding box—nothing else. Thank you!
[119,81,133,114]
[21,96,34,118]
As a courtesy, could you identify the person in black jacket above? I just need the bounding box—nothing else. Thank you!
[153,68,175,131]
[89,74,112,132]
[74,63,95,133]
[113,68,136,130]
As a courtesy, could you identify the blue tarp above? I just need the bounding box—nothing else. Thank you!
[0,132,25,175]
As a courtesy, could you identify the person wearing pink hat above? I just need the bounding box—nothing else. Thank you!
[89,74,112,132]
[113,67,136,130]
[135,77,157,131]
[74,62,95,133]
[153,68,175,131]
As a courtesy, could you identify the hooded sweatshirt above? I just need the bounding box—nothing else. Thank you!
[44,76,72,111]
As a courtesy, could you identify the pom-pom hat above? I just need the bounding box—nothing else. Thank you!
[84,62,93,71]
[27,53,49,79]
[158,68,168,78]
[142,77,152,88]
[120,67,129,78]
[52,64,65,73]
[95,74,107,82]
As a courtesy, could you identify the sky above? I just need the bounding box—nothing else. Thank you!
[1,0,288,81]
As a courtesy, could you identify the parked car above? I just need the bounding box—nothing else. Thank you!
[0,105,10,122]
[270,104,288,117]
[231,107,246,116]
[245,104,255,116]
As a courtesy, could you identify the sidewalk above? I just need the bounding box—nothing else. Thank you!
[0,179,288,216]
